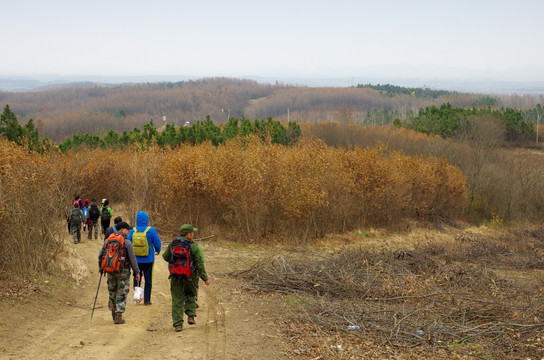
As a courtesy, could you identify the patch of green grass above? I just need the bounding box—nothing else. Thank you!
[356,229,369,238]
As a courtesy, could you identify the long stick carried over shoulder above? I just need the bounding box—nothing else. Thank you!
[90,271,104,322]
[194,234,215,241]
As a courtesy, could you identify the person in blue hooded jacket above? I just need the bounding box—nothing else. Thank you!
[128,211,162,305]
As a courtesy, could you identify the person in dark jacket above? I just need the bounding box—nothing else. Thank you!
[104,216,123,240]
[100,199,113,234]
[98,222,140,324]
[87,199,100,240]
[128,211,161,305]
[162,224,209,332]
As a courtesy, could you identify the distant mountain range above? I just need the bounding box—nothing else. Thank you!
[2,75,544,95]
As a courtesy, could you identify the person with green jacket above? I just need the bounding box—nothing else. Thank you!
[162,224,210,332]
[100,199,113,235]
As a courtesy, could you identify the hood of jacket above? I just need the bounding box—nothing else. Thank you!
[136,211,149,227]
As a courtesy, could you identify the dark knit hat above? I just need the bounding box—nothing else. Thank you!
[116,222,132,231]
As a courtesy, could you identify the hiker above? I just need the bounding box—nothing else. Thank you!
[162,224,209,332]
[104,216,123,239]
[69,201,84,244]
[98,221,140,324]
[100,199,113,234]
[82,199,89,232]
[75,195,83,210]
[128,211,161,306]
[87,199,100,240]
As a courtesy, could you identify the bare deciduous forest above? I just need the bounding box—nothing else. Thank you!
[2,77,544,359]
[3,77,542,143]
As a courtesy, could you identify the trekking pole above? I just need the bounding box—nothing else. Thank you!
[194,234,215,241]
[90,271,104,322]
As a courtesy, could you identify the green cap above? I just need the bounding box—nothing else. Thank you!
[179,224,198,236]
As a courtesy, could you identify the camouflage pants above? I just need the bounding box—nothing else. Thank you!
[71,223,81,244]
[87,219,99,239]
[107,269,131,314]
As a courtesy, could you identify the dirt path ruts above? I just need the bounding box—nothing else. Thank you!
[0,215,284,360]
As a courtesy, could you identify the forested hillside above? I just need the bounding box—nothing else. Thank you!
[3,78,544,359]
[3,77,540,143]
[2,77,544,226]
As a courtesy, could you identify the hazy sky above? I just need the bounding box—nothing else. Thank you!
[2,0,544,82]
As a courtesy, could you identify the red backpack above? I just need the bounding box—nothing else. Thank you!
[168,238,196,279]
[100,233,127,273]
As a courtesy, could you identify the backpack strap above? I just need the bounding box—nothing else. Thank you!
[136,226,151,234]
[112,231,128,261]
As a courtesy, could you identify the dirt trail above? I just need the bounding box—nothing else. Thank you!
[0,217,284,360]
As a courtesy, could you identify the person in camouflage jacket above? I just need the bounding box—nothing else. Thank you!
[98,222,140,324]
[70,201,84,244]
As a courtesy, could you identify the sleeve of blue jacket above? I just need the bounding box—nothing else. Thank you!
[149,227,162,255]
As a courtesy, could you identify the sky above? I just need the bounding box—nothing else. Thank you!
[2,0,544,85]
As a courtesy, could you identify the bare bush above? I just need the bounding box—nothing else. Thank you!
[0,141,67,279]
[0,137,466,278]
[304,122,544,222]
[153,138,466,241]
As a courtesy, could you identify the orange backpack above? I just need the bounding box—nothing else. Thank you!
[100,233,127,273]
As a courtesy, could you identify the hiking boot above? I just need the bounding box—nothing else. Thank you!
[111,310,116,320]
[143,302,152,306]
[187,316,196,325]
[114,314,125,324]
[175,325,183,332]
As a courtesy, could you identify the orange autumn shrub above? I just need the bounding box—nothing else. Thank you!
[1,136,467,278]
[0,140,68,278]
[155,138,466,241]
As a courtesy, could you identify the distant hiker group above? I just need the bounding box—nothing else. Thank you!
[93,212,210,332]
[67,197,113,243]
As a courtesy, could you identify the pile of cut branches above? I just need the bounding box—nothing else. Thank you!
[237,241,544,359]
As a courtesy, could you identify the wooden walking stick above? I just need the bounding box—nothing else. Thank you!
[90,271,104,322]
[194,234,215,241]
